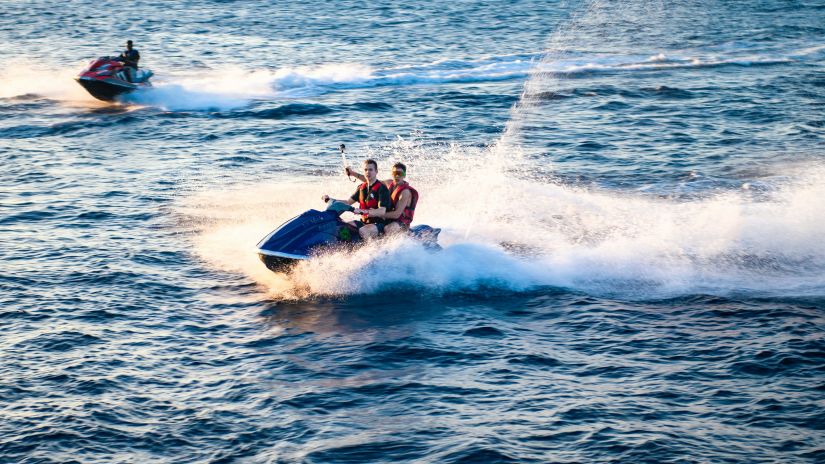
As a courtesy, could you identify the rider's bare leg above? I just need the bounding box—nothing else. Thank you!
[359,224,379,239]
[384,221,405,235]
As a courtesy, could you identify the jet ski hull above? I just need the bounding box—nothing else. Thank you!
[76,77,141,101]
[257,250,307,273]
[255,204,441,274]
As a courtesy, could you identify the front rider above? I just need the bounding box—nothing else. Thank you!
[117,40,140,82]
[346,161,417,235]
[322,159,390,239]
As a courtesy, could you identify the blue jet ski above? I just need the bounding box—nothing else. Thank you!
[256,200,441,272]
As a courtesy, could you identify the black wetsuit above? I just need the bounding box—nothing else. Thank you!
[120,49,140,69]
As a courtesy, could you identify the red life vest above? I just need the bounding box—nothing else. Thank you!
[358,181,384,223]
[388,181,418,227]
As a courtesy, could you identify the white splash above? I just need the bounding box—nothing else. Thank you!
[178,140,825,300]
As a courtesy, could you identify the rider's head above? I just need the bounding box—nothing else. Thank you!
[363,159,378,183]
[126,40,133,50]
[391,162,406,182]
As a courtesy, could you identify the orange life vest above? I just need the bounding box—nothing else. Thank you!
[358,181,384,223]
[388,181,418,227]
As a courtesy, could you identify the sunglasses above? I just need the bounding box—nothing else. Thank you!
[391,170,405,176]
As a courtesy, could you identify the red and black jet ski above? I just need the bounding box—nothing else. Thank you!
[75,57,153,101]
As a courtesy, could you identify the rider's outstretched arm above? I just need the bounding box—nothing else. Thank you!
[321,194,356,205]
[345,167,366,182]
[344,168,394,188]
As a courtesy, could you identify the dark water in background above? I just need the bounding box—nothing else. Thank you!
[2,0,824,462]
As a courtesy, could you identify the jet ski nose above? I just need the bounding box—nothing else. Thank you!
[257,252,301,273]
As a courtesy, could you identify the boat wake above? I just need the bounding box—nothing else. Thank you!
[131,43,818,111]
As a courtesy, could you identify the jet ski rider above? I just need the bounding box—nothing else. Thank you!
[116,40,140,82]
[322,159,391,239]
[345,162,417,236]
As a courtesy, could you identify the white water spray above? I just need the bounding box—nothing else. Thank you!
[179,142,825,300]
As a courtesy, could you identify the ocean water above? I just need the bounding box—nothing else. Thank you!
[1,0,824,462]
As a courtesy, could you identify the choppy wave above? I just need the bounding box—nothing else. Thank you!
[4,0,825,462]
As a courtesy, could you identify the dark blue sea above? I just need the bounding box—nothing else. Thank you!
[2,0,824,462]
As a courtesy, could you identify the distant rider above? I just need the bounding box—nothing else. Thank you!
[117,40,141,82]
[322,159,391,239]
[346,161,417,235]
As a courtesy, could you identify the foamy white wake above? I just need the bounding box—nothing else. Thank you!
[133,47,806,111]
[179,140,825,300]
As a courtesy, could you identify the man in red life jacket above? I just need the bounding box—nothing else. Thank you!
[322,159,391,239]
[345,162,417,235]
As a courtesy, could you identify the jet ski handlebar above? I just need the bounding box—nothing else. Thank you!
[325,200,355,215]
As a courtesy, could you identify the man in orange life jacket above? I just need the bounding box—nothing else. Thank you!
[345,161,417,235]
[322,159,391,239]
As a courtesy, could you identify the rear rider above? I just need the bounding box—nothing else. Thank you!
[383,162,417,235]
[322,159,390,239]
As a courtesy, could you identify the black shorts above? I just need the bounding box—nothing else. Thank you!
[353,221,385,234]
[385,220,409,231]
